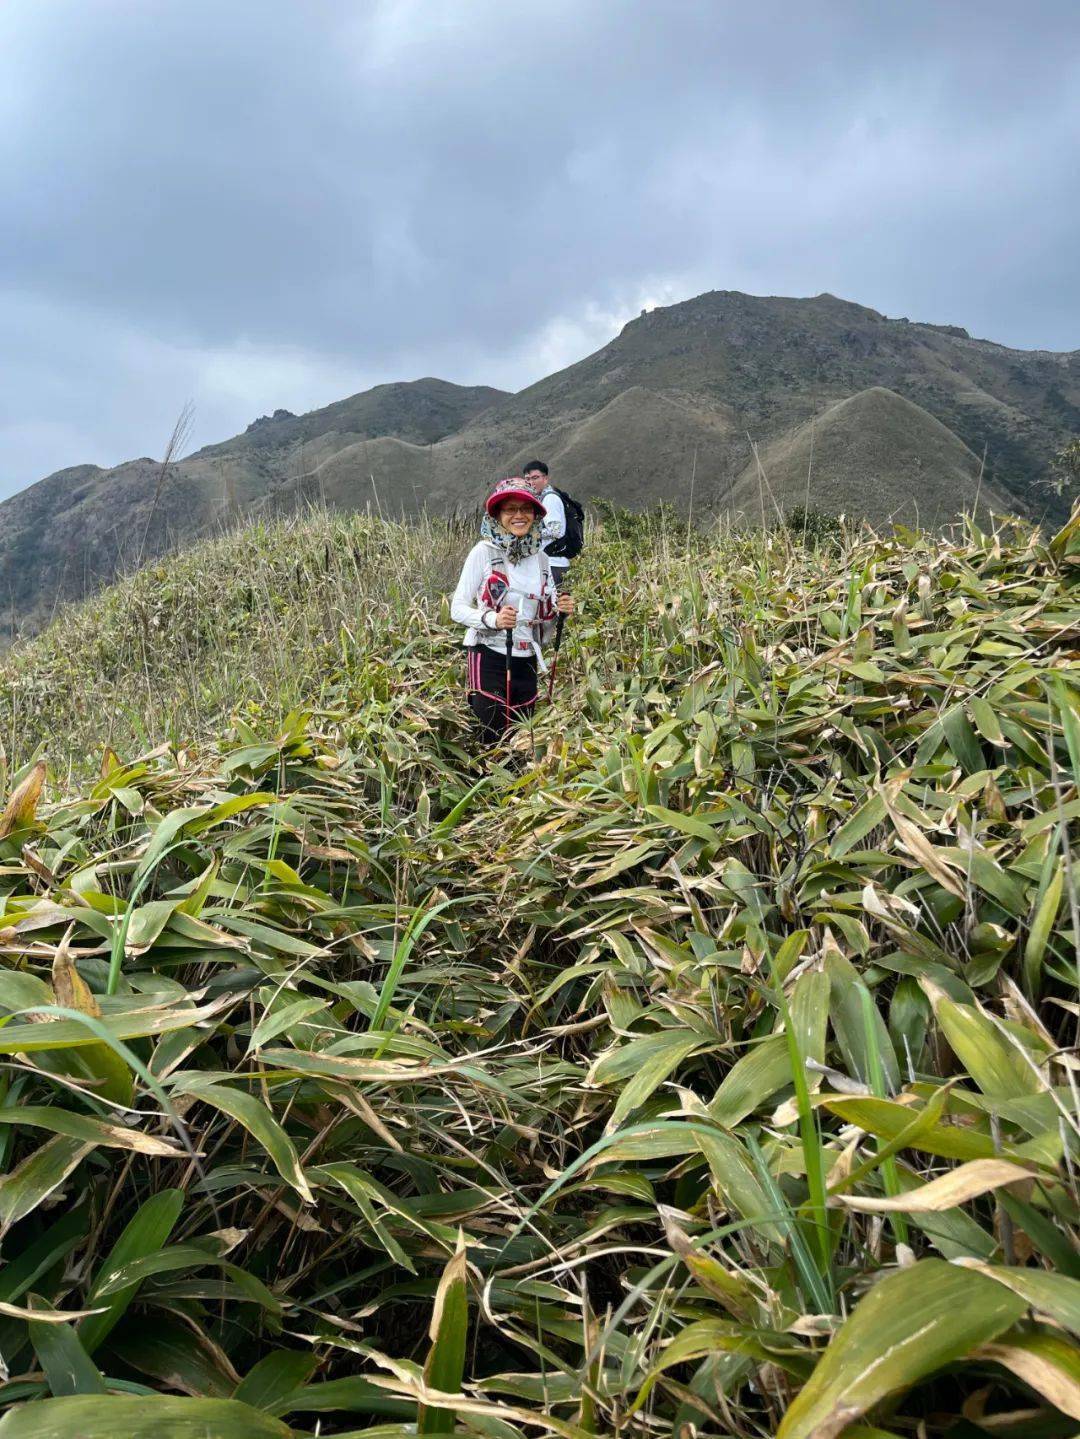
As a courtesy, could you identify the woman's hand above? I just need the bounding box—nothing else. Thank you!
[557,594,574,615]
[494,605,518,630]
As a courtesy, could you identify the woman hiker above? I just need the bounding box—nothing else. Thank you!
[450,478,574,744]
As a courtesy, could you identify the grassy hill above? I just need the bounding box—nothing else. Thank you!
[0,379,505,639]
[0,501,1078,1436]
[728,386,1001,527]
[2,288,1076,640]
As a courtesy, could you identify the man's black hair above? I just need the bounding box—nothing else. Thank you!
[522,459,548,476]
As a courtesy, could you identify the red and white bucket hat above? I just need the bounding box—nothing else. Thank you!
[484,478,545,518]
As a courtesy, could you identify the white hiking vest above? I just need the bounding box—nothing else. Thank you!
[450,541,558,670]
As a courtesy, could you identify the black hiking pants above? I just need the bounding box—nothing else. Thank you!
[466,643,538,744]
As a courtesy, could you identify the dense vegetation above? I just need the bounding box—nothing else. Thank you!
[0,503,1078,1438]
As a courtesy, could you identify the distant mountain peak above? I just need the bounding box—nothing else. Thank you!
[246,408,297,432]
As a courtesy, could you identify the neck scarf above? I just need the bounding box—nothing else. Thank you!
[481,510,543,565]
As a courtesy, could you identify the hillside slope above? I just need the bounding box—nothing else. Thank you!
[0,378,505,635]
[0,503,1077,1435]
[2,288,1076,638]
[728,386,1006,526]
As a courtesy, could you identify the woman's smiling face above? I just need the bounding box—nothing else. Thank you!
[495,499,538,537]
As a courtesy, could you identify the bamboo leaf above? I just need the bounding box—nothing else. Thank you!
[233,1351,319,1411]
[0,1137,93,1237]
[923,983,1044,1100]
[776,1260,1027,1439]
[630,1319,771,1412]
[418,1231,469,1435]
[819,1095,1001,1163]
[832,1159,1039,1213]
[27,1295,106,1397]
[94,1245,281,1313]
[170,1080,312,1203]
[974,1325,1080,1419]
[0,761,46,838]
[0,1395,293,1437]
[0,1107,182,1157]
[79,1189,184,1355]
[590,1029,705,1129]
[111,1316,238,1397]
[963,1264,1080,1337]
[710,1034,791,1127]
[1025,865,1064,991]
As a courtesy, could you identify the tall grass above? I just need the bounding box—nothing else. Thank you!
[0,502,1077,1438]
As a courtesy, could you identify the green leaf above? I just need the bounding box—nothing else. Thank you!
[630,1319,771,1412]
[111,1316,237,1397]
[187,792,276,833]
[0,1395,292,1437]
[644,805,722,843]
[589,1028,705,1129]
[233,1351,319,1411]
[695,1130,779,1241]
[0,1000,226,1054]
[0,1107,181,1157]
[825,951,899,1092]
[830,792,887,859]
[94,1245,282,1314]
[0,1209,86,1306]
[969,696,1004,746]
[975,1264,1080,1337]
[1024,865,1064,992]
[819,1095,1001,1162]
[709,1034,790,1127]
[79,1189,184,1355]
[311,1164,418,1273]
[776,1260,1027,1439]
[418,1234,468,1434]
[124,900,180,950]
[272,1377,411,1418]
[942,704,984,774]
[925,985,1043,1100]
[27,1296,106,1397]
[140,805,211,868]
[369,896,471,1038]
[170,1080,312,1203]
[247,997,330,1052]
[785,968,832,1279]
[0,1138,93,1237]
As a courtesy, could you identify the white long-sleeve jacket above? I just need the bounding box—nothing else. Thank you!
[450,541,558,668]
[539,486,570,573]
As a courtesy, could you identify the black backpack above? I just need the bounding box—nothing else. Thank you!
[545,488,585,560]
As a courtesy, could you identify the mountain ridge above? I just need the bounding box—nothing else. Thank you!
[1,288,1076,638]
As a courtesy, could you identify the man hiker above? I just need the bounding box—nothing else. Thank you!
[523,460,570,590]
[522,461,585,685]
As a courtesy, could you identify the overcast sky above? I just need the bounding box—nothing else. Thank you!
[1,0,1078,499]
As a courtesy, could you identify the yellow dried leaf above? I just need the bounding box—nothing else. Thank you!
[833,1158,1038,1213]
[51,933,102,1019]
[0,760,46,838]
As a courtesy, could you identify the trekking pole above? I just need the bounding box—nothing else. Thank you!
[546,612,566,703]
[503,589,521,734]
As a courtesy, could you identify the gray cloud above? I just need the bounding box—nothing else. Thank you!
[1,0,1078,495]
